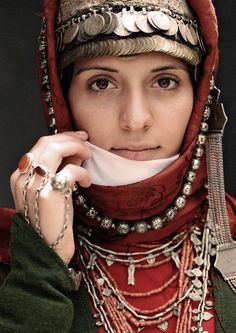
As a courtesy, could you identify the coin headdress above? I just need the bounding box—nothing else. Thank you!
[55,0,203,69]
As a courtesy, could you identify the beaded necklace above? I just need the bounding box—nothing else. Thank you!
[76,211,216,332]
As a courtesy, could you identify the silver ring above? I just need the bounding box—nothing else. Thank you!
[51,173,70,192]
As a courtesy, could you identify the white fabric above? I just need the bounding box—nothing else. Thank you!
[82,142,179,186]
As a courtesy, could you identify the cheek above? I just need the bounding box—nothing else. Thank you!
[68,89,116,147]
[161,90,194,146]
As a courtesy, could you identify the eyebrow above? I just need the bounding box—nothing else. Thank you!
[75,66,118,76]
[75,64,188,76]
[151,65,189,73]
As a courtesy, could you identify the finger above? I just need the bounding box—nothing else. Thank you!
[29,131,89,160]
[34,140,91,174]
[56,164,91,188]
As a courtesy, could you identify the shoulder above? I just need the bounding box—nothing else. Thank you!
[0,208,15,264]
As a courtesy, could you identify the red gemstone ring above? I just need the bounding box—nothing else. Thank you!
[18,153,34,174]
[34,165,49,177]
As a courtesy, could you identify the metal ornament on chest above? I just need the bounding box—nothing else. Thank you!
[77,219,216,332]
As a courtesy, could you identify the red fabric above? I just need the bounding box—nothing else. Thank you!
[0,1,233,332]
[0,208,15,263]
[40,0,72,133]
[37,2,234,332]
[38,0,223,240]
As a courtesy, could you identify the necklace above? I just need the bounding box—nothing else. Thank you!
[76,212,216,332]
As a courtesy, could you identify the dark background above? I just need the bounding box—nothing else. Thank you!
[0,1,236,208]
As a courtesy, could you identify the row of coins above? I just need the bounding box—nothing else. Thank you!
[56,7,201,52]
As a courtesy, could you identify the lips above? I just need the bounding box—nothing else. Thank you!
[111,146,160,161]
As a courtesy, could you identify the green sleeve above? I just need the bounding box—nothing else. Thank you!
[0,214,76,333]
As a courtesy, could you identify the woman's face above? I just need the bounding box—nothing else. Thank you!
[68,52,194,161]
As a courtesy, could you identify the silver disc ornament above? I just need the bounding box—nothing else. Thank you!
[178,21,188,42]
[75,17,90,43]
[63,24,79,44]
[114,11,132,36]
[121,7,139,33]
[104,12,118,34]
[165,17,179,36]
[100,11,113,33]
[83,14,105,37]
[186,25,198,46]
[149,11,171,31]
[135,10,155,34]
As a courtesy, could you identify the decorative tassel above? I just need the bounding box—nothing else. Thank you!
[206,85,236,293]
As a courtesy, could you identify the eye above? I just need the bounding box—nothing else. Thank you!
[88,78,115,92]
[153,77,179,90]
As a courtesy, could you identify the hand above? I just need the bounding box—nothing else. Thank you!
[10,131,91,265]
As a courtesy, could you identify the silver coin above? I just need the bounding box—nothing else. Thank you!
[135,11,155,34]
[74,20,88,43]
[153,35,165,52]
[144,36,155,53]
[63,24,79,44]
[151,11,171,31]
[120,38,133,54]
[147,11,156,29]
[178,21,188,42]
[165,17,178,36]
[76,23,91,43]
[100,11,112,33]
[104,12,118,34]
[122,9,139,32]
[186,25,198,46]
[127,38,139,55]
[162,38,173,53]
[83,14,105,37]
[114,12,132,36]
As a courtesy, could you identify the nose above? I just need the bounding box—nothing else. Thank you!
[119,88,154,132]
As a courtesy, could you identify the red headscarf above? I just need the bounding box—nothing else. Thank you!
[37,0,236,244]
[0,1,235,261]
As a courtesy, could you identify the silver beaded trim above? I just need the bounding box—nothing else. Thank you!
[73,97,212,236]
[38,18,57,134]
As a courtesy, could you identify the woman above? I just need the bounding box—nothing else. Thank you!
[0,0,236,332]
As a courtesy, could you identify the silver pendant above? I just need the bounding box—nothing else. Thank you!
[114,11,132,37]
[186,25,198,46]
[87,253,97,270]
[100,11,113,33]
[178,21,188,42]
[135,10,155,34]
[203,312,213,321]
[128,258,136,285]
[63,24,79,44]
[171,251,180,269]
[102,287,112,297]
[165,17,178,36]
[104,12,118,34]
[147,253,156,264]
[157,321,168,332]
[83,14,105,37]
[122,7,139,33]
[106,254,116,267]
[149,11,170,31]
